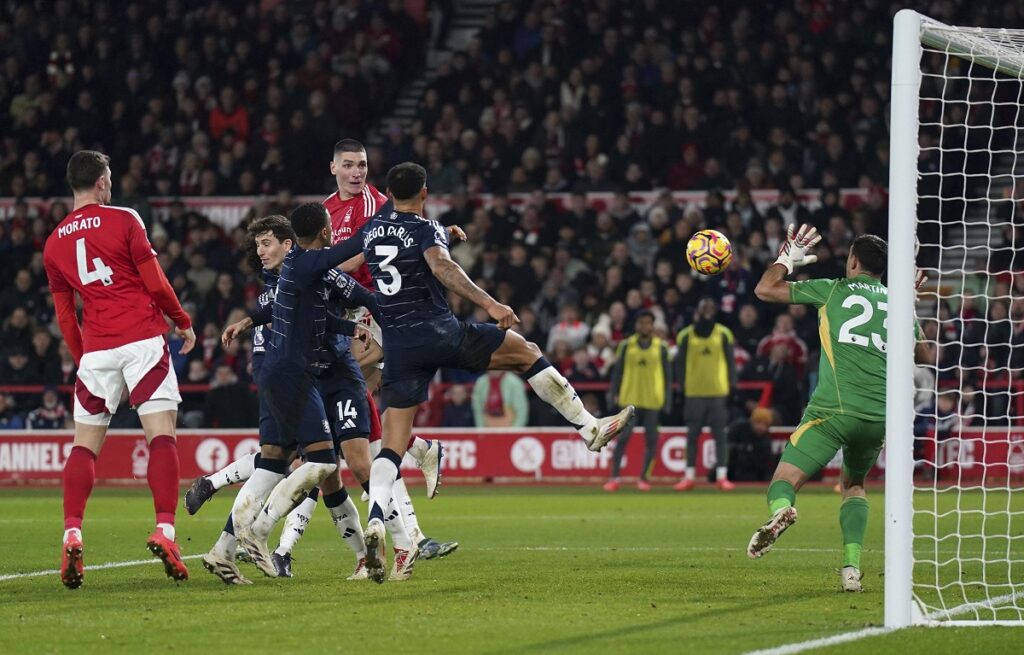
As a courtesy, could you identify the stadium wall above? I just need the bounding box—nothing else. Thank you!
[2,427,1020,486]
[0,189,871,230]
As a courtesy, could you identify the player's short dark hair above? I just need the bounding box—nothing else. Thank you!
[246,215,294,269]
[289,203,330,242]
[66,150,110,192]
[247,214,295,245]
[636,309,655,322]
[851,234,887,275]
[334,138,365,155]
[387,162,427,201]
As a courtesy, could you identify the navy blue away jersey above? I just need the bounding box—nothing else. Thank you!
[264,242,357,370]
[251,268,278,378]
[361,209,460,348]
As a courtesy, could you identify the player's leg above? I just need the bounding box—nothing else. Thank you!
[638,408,659,490]
[61,418,108,589]
[747,413,840,558]
[709,398,734,490]
[61,349,124,588]
[202,512,252,585]
[119,336,189,580]
[365,405,418,582]
[487,326,634,450]
[674,397,706,491]
[184,451,259,515]
[836,418,885,592]
[367,435,458,560]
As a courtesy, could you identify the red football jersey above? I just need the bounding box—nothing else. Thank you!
[43,204,170,353]
[323,183,387,289]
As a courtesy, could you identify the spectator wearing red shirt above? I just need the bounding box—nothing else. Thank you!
[209,88,249,142]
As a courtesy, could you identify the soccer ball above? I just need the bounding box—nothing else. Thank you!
[685,229,733,275]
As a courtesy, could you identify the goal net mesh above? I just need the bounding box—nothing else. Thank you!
[913,18,1024,622]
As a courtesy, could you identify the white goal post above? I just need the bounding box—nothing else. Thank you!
[887,9,1024,628]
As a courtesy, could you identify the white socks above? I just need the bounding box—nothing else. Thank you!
[392,477,422,543]
[327,495,366,558]
[369,457,399,523]
[156,522,175,541]
[63,528,81,542]
[250,462,337,540]
[407,437,429,466]
[369,456,412,549]
[212,530,237,560]
[384,496,412,550]
[685,467,696,481]
[526,365,598,438]
[276,495,318,556]
[231,468,285,535]
[716,466,728,482]
[211,452,257,490]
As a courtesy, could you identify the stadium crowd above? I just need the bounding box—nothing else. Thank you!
[1,0,1023,435]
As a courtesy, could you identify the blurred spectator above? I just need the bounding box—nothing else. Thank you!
[26,386,70,429]
[0,270,42,319]
[743,342,804,425]
[472,370,529,428]
[441,384,475,428]
[203,365,255,428]
[726,407,777,482]
[0,391,24,429]
[546,305,590,352]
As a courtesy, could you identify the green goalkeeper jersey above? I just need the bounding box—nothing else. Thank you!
[789,275,889,421]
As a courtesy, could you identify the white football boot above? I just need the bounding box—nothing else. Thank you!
[363,519,387,584]
[841,566,863,592]
[747,506,798,558]
[419,440,443,499]
[586,406,636,452]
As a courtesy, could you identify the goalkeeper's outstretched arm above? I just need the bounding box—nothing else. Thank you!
[754,263,792,304]
[755,224,822,304]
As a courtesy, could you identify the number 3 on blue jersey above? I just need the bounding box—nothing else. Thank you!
[375,244,401,295]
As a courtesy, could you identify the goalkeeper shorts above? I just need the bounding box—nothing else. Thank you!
[780,409,886,481]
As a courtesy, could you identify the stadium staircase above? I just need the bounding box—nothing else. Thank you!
[370,0,502,141]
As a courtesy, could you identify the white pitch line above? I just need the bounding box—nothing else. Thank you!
[737,626,895,655]
[0,554,204,582]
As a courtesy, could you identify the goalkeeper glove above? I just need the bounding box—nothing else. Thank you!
[775,223,822,275]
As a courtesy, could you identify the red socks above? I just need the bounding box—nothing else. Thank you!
[147,435,179,526]
[63,446,96,530]
[367,392,382,444]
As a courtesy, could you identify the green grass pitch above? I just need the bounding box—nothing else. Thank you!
[0,486,1021,654]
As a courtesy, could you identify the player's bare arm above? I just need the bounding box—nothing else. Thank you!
[755,224,822,304]
[222,316,253,347]
[424,245,519,329]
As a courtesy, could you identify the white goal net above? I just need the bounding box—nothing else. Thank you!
[888,10,1024,627]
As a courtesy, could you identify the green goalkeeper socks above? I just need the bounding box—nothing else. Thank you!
[767,480,796,515]
[840,496,869,568]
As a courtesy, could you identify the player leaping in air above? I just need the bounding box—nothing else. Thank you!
[325,138,458,559]
[328,162,635,583]
[44,151,196,588]
[747,224,928,592]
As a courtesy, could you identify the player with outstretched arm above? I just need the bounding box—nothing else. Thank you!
[747,224,929,592]
[328,162,636,583]
[44,150,197,588]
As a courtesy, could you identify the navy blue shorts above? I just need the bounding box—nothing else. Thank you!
[315,353,369,444]
[258,363,332,448]
[253,358,281,447]
[382,321,506,409]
